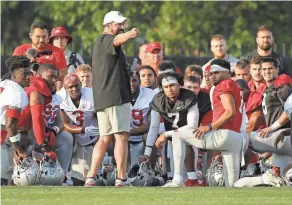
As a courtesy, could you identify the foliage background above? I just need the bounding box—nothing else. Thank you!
[1,1,292,58]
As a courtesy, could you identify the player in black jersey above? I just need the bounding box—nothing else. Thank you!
[142,72,203,187]
[249,57,292,174]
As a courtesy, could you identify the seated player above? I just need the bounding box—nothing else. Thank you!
[248,58,266,94]
[0,56,31,185]
[137,65,157,89]
[76,64,93,88]
[58,74,98,185]
[128,71,156,166]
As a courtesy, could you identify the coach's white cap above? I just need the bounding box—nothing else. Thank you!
[103,11,128,25]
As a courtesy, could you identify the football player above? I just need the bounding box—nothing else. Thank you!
[156,59,247,187]
[58,74,98,185]
[18,64,73,175]
[248,57,292,174]
[142,71,203,187]
[137,65,157,89]
[128,71,156,166]
[0,56,31,184]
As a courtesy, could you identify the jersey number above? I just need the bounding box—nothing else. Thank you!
[167,113,180,129]
[44,103,57,124]
[132,110,144,127]
[73,110,84,126]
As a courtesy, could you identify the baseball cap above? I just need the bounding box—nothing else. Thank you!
[103,11,128,25]
[146,42,162,53]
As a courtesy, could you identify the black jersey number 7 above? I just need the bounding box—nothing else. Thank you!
[167,112,180,129]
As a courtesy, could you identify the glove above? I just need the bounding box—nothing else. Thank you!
[43,130,56,150]
[84,126,99,136]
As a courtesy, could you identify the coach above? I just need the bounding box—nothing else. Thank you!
[88,11,140,186]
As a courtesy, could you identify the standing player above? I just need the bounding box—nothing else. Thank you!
[137,65,157,89]
[58,74,98,185]
[142,72,202,187]
[249,57,292,173]
[156,59,247,187]
[0,56,31,184]
[128,71,156,166]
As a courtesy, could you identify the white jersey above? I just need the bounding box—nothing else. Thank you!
[44,93,63,126]
[0,80,28,126]
[130,87,156,142]
[58,87,97,146]
[153,87,165,134]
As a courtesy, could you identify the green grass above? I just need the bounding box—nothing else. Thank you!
[1,187,292,205]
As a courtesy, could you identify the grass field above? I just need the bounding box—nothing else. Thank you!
[1,187,292,205]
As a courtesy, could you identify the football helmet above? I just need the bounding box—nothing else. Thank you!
[38,156,65,185]
[127,161,155,186]
[240,163,261,178]
[101,154,116,186]
[283,164,292,186]
[284,93,292,119]
[12,157,40,186]
[206,158,224,187]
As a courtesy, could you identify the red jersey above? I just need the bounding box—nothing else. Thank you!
[211,79,243,133]
[18,76,53,145]
[13,43,67,70]
[248,80,267,94]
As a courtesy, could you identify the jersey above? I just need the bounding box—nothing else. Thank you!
[44,94,63,127]
[197,91,212,124]
[210,79,243,133]
[130,87,156,142]
[150,88,198,131]
[262,75,292,127]
[13,44,67,70]
[248,80,267,94]
[58,87,97,146]
[0,80,28,144]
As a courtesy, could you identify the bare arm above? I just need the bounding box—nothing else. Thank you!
[61,110,83,134]
[246,110,265,132]
[113,28,140,47]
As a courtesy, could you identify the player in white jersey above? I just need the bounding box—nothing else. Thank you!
[129,71,156,166]
[0,56,31,185]
[58,74,98,185]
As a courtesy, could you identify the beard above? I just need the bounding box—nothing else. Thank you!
[259,43,272,51]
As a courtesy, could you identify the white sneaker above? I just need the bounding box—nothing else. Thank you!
[262,170,284,187]
[115,178,130,187]
[162,180,183,187]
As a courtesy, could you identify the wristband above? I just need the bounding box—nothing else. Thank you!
[271,120,281,131]
[164,131,173,138]
[9,133,21,143]
[53,126,60,134]
[144,146,152,157]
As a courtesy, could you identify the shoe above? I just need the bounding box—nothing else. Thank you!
[162,180,183,187]
[184,179,207,187]
[84,177,97,187]
[262,170,284,187]
[115,178,130,187]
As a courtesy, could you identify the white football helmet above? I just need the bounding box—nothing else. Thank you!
[102,166,117,186]
[12,157,40,186]
[127,162,155,187]
[283,164,292,186]
[206,158,224,187]
[39,157,65,185]
[284,93,292,119]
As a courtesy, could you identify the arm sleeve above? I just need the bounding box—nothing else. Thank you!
[144,110,161,156]
[31,104,46,145]
[187,104,199,129]
[101,35,118,55]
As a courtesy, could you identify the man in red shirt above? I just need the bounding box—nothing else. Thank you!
[248,58,267,94]
[13,21,67,90]
[156,59,247,187]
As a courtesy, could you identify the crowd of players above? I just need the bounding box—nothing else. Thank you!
[1,11,292,188]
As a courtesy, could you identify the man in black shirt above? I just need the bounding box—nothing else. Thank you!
[241,25,284,74]
[86,11,140,187]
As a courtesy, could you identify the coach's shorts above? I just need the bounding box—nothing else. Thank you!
[97,103,131,136]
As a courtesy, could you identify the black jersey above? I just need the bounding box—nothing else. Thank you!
[150,88,198,131]
[262,75,292,128]
[197,91,212,124]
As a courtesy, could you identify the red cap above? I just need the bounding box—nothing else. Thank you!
[49,26,72,44]
[64,74,80,87]
[146,42,162,53]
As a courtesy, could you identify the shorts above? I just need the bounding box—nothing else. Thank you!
[97,103,131,136]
